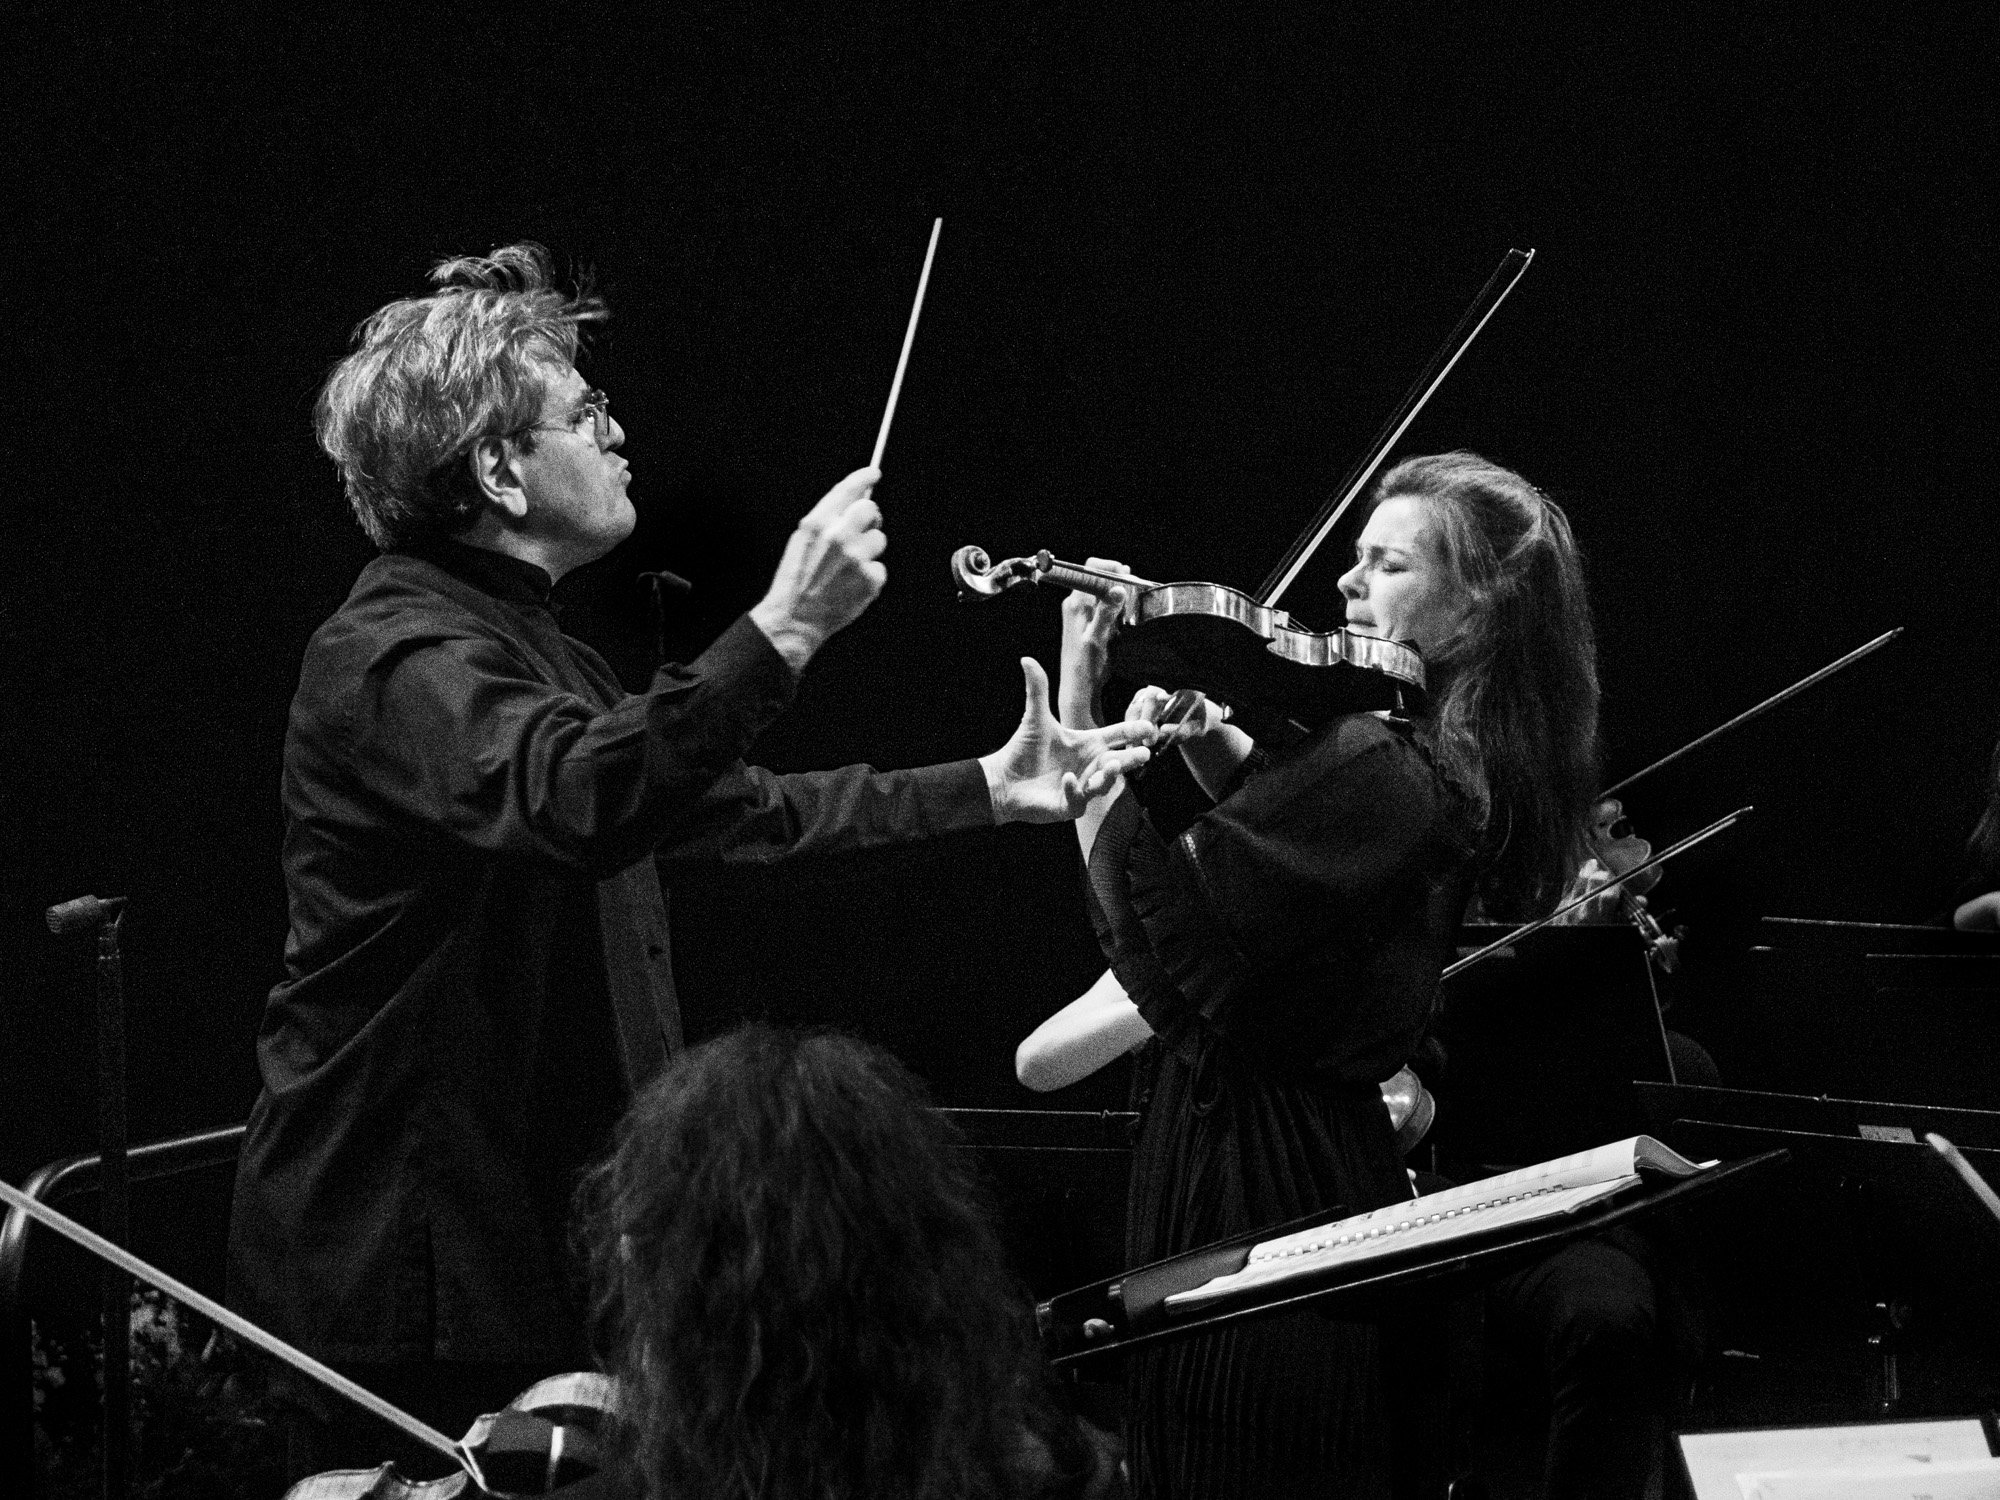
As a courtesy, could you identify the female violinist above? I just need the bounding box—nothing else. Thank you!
[1046,451,1602,1499]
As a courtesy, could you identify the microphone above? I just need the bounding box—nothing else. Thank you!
[46,894,127,936]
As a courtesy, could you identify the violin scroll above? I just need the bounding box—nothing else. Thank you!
[953,546,1159,616]
[951,546,1036,600]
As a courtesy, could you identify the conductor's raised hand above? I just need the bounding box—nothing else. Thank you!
[979,658,1156,824]
[749,467,888,672]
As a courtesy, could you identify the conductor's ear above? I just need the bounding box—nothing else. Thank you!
[468,437,530,522]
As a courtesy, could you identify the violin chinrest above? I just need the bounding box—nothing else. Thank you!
[463,1408,604,1495]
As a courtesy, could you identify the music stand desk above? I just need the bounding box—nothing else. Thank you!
[1041,1151,1787,1369]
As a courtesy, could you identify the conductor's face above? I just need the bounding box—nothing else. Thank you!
[1338,495,1465,658]
[515,363,635,563]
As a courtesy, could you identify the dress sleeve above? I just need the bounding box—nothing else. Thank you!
[1118,716,1461,1064]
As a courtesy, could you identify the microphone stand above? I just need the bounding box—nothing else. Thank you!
[46,894,131,1500]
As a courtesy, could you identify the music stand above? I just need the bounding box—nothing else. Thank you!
[1635,1083,2000,1415]
[940,1108,1137,1304]
[1927,1135,2000,1260]
[1746,920,2000,1109]
[1038,1150,1787,1369]
[1432,923,1675,1171]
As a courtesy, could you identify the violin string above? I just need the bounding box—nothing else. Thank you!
[0,1178,467,1467]
[870,218,943,471]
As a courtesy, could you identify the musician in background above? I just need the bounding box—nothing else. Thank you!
[582,1024,1123,1500]
[227,243,1150,1477]
[1043,452,1601,1498]
[1951,738,2000,929]
[1478,799,1718,1497]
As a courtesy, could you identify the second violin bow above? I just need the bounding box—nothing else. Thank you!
[1600,628,1902,799]
[1442,806,1752,981]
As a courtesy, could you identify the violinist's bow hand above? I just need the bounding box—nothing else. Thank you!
[1058,557,1132,729]
[1556,857,1646,926]
[981,657,1155,824]
[1127,685,1232,749]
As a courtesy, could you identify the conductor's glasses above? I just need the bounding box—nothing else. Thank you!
[518,389,612,450]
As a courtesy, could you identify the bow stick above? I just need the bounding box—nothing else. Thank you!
[1441,806,1751,981]
[1600,628,1902,799]
[0,1177,484,1487]
[1260,248,1535,608]
[870,217,943,469]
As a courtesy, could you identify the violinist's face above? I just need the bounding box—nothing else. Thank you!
[1338,496,1465,657]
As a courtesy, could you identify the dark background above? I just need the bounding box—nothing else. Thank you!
[4,6,1994,1182]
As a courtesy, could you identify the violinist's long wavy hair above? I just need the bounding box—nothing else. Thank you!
[580,1026,1080,1500]
[1374,452,1602,918]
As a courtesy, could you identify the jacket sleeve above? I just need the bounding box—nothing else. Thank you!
[318,614,800,874]
[653,757,995,869]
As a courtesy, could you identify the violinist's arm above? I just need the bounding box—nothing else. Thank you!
[1954,890,2000,931]
[1178,718,1255,801]
[1060,562,1132,863]
[1015,968,1154,1092]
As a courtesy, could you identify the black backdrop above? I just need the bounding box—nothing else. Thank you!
[5,7,1994,1182]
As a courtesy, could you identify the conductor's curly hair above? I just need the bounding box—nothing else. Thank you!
[579,1025,1099,1500]
[314,242,606,550]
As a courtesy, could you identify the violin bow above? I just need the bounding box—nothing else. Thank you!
[870,217,943,470]
[1599,627,1902,799]
[0,1177,486,1488]
[1441,806,1751,981]
[1260,248,1535,609]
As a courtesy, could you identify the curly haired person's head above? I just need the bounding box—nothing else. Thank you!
[581,1025,1086,1500]
[314,243,606,550]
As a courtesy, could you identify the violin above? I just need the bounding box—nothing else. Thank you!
[1582,798,1684,972]
[953,546,1426,735]
[0,1179,610,1499]
[950,250,1539,740]
[281,1375,614,1500]
[1574,628,1905,976]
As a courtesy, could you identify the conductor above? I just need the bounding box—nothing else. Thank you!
[226,242,1150,1473]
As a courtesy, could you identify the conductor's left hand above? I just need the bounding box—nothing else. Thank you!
[979,658,1155,824]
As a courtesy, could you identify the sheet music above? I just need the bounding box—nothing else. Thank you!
[1165,1175,1637,1312]
[1678,1420,1996,1500]
[1736,1458,2000,1499]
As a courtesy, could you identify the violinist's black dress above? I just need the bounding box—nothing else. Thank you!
[1086,712,1473,1500]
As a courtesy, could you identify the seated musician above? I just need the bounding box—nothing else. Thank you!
[1951,738,2000,930]
[580,1024,1123,1499]
[225,242,1151,1479]
[1030,452,1603,1498]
